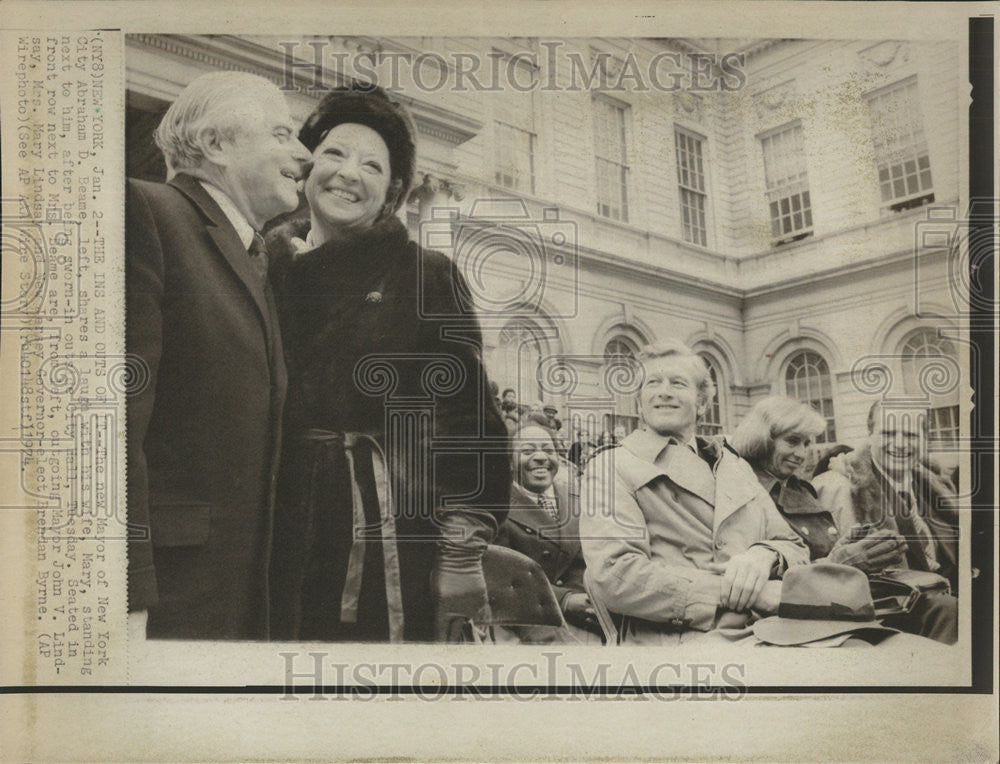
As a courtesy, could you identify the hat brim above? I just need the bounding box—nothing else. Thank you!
[753,616,899,646]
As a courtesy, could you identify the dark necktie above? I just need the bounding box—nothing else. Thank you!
[247,231,269,285]
[537,493,559,523]
[894,491,930,571]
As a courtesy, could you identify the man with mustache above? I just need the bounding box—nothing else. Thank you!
[126,71,309,639]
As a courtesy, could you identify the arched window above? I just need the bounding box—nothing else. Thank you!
[785,350,836,443]
[497,318,547,406]
[901,328,959,444]
[697,353,725,437]
[602,337,640,437]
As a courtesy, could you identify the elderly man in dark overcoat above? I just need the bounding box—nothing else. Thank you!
[126,71,309,639]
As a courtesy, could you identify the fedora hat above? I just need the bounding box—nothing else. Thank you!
[753,563,898,646]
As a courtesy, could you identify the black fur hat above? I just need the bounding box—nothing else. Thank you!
[298,83,417,215]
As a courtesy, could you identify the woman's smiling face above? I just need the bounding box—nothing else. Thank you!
[305,122,392,237]
[768,430,811,479]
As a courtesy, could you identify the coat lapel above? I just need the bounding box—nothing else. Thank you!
[711,451,760,534]
[508,482,556,528]
[169,174,273,340]
[618,430,714,506]
[660,444,716,506]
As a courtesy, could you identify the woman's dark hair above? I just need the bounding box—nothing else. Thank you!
[812,444,854,477]
[298,83,417,216]
[525,412,552,429]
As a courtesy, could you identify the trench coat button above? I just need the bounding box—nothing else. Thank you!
[541,550,552,559]
[715,539,726,550]
[828,527,838,535]
[800,526,810,535]
[555,579,564,586]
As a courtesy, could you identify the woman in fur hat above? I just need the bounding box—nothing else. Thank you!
[267,84,509,642]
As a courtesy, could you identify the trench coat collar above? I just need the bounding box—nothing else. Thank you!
[169,173,273,335]
[752,467,825,515]
[620,428,717,506]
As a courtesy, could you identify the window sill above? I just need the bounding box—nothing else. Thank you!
[771,230,814,248]
[885,192,935,214]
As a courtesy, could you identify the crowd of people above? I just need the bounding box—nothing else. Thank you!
[494,386,626,471]
[127,72,960,649]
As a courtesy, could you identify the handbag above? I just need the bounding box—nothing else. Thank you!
[869,568,951,618]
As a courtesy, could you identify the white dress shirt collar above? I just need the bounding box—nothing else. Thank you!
[198,181,255,250]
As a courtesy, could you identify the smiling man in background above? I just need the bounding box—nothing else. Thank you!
[499,423,598,640]
[817,401,960,594]
[126,71,310,639]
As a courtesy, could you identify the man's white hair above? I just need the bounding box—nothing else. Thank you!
[154,71,283,173]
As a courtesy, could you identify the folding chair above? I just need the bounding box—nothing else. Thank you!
[481,544,566,629]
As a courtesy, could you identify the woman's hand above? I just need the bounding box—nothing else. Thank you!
[828,529,907,573]
[431,509,496,642]
[430,560,490,642]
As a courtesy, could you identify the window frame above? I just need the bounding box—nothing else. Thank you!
[784,350,837,444]
[497,317,548,405]
[592,95,630,223]
[900,328,960,446]
[492,49,538,194]
[675,125,710,247]
[758,120,814,246]
[864,76,935,213]
[696,352,726,437]
[602,337,641,436]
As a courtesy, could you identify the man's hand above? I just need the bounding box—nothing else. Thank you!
[561,592,599,631]
[707,546,779,612]
[749,580,783,615]
[562,592,594,618]
[828,528,907,573]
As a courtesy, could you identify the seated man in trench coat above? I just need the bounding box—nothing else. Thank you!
[580,340,810,645]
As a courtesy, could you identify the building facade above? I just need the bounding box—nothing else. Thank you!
[125,35,965,463]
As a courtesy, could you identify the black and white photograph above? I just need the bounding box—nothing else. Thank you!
[124,32,971,649]
[1,2,996,761]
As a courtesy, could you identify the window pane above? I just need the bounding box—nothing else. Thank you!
[762,123,813,240]
[867,79,934,205]
[596,100,628,222]
[676,128,709,245]
[785,351,836,442]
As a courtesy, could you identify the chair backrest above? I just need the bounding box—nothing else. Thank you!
[583,567,624,645]
[481,545,565,628]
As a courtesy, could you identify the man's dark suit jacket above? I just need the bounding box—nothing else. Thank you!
[497,476,586,609]
[126,173,287,639]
